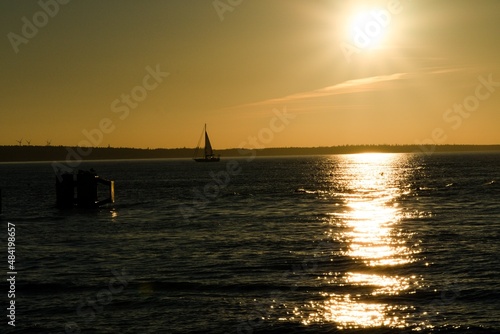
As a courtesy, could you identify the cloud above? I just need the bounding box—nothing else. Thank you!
[230,72,410,111]
[227,66,486,114]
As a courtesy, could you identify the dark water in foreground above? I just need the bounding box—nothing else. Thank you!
[0,153,499,333]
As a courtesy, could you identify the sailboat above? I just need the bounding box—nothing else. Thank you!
[193,124,220,162]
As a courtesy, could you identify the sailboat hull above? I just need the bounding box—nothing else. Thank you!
[194,157,220,162]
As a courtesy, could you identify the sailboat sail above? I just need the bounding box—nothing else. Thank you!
[204,131,213,156]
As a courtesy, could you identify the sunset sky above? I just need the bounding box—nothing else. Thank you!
[1,0,499,149]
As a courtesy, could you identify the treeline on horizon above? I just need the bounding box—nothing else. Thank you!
[0,144,499,162]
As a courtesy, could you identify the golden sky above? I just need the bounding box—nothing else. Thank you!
[1,0,499,149]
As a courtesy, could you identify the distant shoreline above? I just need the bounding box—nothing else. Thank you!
[0,144,499,163]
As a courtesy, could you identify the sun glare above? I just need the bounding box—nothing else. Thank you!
[347,8,392,50]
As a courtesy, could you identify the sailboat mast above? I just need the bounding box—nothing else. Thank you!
[204,123,207,148]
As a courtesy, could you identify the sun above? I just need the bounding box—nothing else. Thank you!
[347,8,392,50]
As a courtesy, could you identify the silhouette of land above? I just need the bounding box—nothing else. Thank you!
[0,145,499,163]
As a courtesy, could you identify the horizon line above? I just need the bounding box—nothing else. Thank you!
[1,144,500,150]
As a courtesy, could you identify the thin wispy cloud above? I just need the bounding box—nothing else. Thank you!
[227,67,481,112]
[229,72,409,110]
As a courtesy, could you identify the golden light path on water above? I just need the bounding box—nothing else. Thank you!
[298,153,421,329]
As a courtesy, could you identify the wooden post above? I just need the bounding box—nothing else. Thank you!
[96,177,115,206]
[56,173,75,209]
[76,171,98,208]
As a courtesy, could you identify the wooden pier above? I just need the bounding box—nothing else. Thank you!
[56,170,114,209]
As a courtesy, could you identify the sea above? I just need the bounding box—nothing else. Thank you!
[0,152,499,334]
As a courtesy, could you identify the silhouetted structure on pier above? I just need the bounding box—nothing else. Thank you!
[56,170,114,209]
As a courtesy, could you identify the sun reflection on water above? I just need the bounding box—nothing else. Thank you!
[301,153,420,329]
[299,294,407,329]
